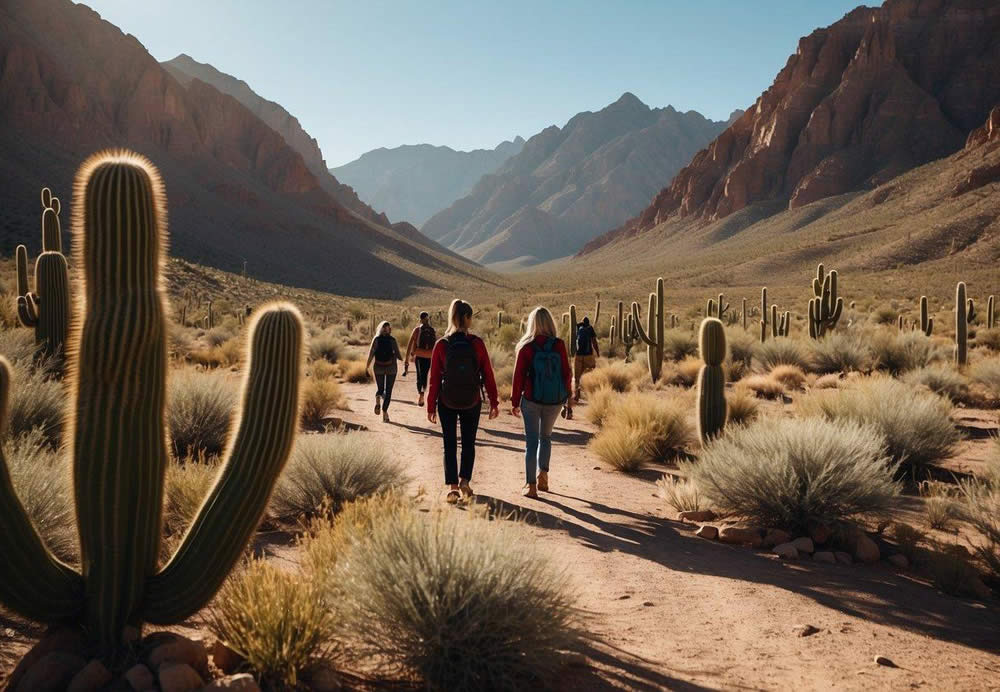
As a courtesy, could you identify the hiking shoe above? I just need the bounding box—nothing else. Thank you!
[417,394,425,407]
[382,409,390,423]
[522,484,538,499]
[374,395,381,415]
[537,472,549,492]
[459,480,474,498]
[446,490,460,504]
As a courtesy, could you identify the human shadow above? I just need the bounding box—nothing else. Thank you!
[389,421,523,453]
[487,426,594,446]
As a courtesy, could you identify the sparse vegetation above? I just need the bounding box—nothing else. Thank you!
[168,368,237,458]
[590,391,693,471]
[903,366,969,403]
[754,338,810,371]
[657,474,705,513]
[726,386,760,425]
[769,364,807,390]
[808,332,869,373]
[300,378,347,430]
[870,330,943,375]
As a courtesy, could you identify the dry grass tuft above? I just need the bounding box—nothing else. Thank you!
[740,374,785,399]
[580,360,642,394]
[339,359,371,383]
[726,386,760,426]
[754,338,811,372]
[663,356,702,387]
[657,474,705,513]
[769,364,807,390]
[808,332,870,373]
[168,368,237,458]
[301,378,348,430]
[870,330,943,375]
[903,366,968,403]
[589,392,693,471]
[585,386,619,427]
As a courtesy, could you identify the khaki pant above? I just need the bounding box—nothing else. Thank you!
[573,353,597,396]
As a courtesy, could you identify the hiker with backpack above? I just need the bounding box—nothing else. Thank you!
[427,299,499,503]
[403,311,436,407]
[573,315,600,401]
[366,320,402,423]
[511,307,572,498]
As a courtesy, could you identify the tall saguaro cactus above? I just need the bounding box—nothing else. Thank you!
[632,277,665,382]
[988,295,995,329]
[696,318,727,442]
[16,189,71,361]
[956,282,969,367]
[0,151,303,656]
[919,296,933,336]
[759,287,768,342]
[808,263,843,338]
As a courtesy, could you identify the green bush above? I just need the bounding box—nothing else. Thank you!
[685,417,899,531]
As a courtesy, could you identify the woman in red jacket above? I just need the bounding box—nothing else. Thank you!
[427,299,499,503]
[511,307,572,498]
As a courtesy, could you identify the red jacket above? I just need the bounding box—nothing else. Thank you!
[511,335,572,406]
[427,333,499,414]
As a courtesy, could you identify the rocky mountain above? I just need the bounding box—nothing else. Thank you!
[420,93,731,266]
[0,0,487,299]
[162,53,390,227]
[590,0,1000,249]
[330,138,525,228]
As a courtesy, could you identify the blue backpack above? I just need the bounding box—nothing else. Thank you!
[529,338,568,405]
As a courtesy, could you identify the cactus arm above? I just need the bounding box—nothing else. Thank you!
[967,298,976,324]
[42,207,62,253]
[15,244,30,298]
[0,357,84,622]
[145,305,303,624]
[41,186,52,209]
[17,295,38,327]
[631,299,655,347]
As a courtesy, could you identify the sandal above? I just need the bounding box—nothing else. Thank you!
[522,484,538,499]
[374,395,381,415]
[446,490,461,504]
[537,472,549,492]
[459,480,474,498]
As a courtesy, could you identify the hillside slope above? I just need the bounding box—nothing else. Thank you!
[0,0,491,299]
[331,138,525,228]
[421,93,732,266]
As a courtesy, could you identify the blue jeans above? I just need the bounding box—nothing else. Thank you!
[520,396,562,484]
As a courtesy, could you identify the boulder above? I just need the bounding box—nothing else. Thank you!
[679,510,717,523]
[695,525,719,540]
[887,554,909,569]
[835,551,854,565]
[853,534,880,563]
[145,632,209,678]
[791,537,815,554]
[719,526,762,547]
[808,522,832,545]
[157,662,204,692]
[813,551,836,564]
[6,626,88,690]
[67,659,112,692]
[14,652,87,692]
[209,639,245,674]
[124,664,155,691]
[772,543,799,559]
[762,528,792,548]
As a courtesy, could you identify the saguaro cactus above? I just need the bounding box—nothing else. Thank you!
[632,277,665,382]
[741,297,747,330]
[919,296,933,336]
[0,151,303,656]
[808,263,843,338]
[988,295,995,329]
[696,318,727,441]
[759,287,768,342]
[956,282,968,367]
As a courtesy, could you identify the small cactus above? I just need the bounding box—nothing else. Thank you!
[696,318,727,442]
[808,263,843,338]
[632,278,665,382]
[759,287,768,343]
[919,296,933,336]
[741,297,747,330]
[956,282,968,367]
[988,295,995,329]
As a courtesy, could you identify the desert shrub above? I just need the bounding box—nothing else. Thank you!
[656,474,704,513]
[495,323,521,351]
[7,367,64,448]
[310,331,344,363]
[958,479,1000,580]
[310,359,338,381]
[870,330,943,375]
[924,496,959,531]
[685,417,899,531]
[808,332,870,373]
[769,364,806,390]
[163,458,218,558]
[754,338,810,371]
[969,358,1000,398]
[210,559,333,689]
[726,329,755,368]
[340,359,371,383]
[889,522,927,562]
[873,306,898,325]
[494,363,515,406]
[580,361,637,394]
[663,330,698,361]
[974,328,1000,352]
[6,430,76,562]
[326,505,583,690]
[726,387,759,425]
[585,386,618,426]
[903,366,969,403]
[797,377,960,477]
[0,327,42,364]
[301,378,347,430]
[812,373,842,389]
[662,356,701,387]
[204,326,235,347]
[271,434,407,520]
[188,337,243,368]
[590,392,693,471]
[740,374,785,399]
[167,368,237,458]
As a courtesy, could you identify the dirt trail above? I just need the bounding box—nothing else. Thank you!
[336,380,1000,691]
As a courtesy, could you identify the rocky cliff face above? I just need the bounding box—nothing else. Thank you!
[607,0,1000,242]
[420,93,729,265]
[0,0,477,297]
[162,53,390,226]
[330,138,525,227]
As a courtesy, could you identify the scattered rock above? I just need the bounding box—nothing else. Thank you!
[593,466,601,470]
[6,626,88,690]
[14,652,87,692]
[772,542,799,559]
[808,522,832,545]
[791,537,815,554]
[202,673,261,691]
[208,639,244,675]
[679,509,717,522]
[835,551,853,565]
[67,659,112,692]
[642,601,654,607]
[966,574,994,601]
[145,632,209,677]
[874,655,897,668]
[305,667,343,692]
[157,662,204,692]
[853,534,880,563]
[695,525,718,540]
[814,551,836,564]
[762,528,791,548]
[719,526,763,548]
[888,554,909,570]
[124,663,155,691]
[794,624,821,637]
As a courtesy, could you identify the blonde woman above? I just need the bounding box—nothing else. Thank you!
[427,299,499,502]
[366,320,402,422]
[511,307,572,498]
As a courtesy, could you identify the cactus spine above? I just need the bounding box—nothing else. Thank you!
[696,318,727,442]
[956,282,968,367]
[0,151,303,655]
[808,263,843,338]
[632,277,665,382]
[920,296,933,336]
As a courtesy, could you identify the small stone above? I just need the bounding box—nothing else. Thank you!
[772,542,799,559]
[808,521,832,545]
[791,537,815,554]
[305,667,343,692]
[146,632,209,677]
[593,466,601,470]
[202,673,261,691]
[888,554,909,569]
[15,652,87,692]
[762,528,792,548]
[695,525,718,540]
[813,551,836,564]
[157,662,204,692]
[67,659,112,692]
[719,526,763,547]
[794,624,821,637]
[642,601,654,607]
[6,626,88,691]
[874,655,897,667]
[679,509,717,522]
[853,534,880,563]
[835,551,853,565]
[124,664,155,691]
[208,639,244,675]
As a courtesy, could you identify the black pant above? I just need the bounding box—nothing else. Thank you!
[415,357,431,394]
[375,371,396,410]
[438,403,480,485]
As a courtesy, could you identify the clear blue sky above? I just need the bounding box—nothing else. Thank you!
[79,0,867,167]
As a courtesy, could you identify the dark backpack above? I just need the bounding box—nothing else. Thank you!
[417,324,436,351]
[373,334,395,364]
[576,324,594,356]
[529,338,568,405]
[440,333,481,409]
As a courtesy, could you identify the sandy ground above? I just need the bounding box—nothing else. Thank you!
[328,379,1000,691]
